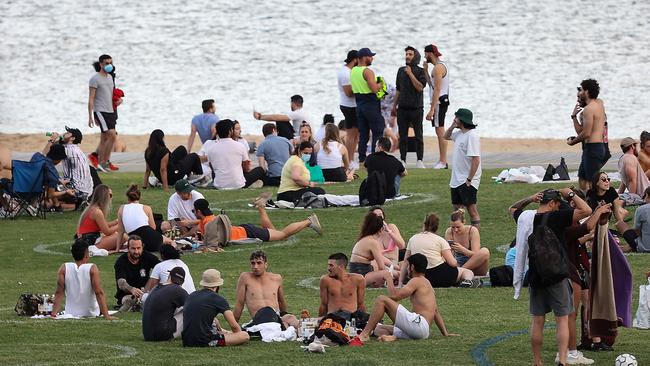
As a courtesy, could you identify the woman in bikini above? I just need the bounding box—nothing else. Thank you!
[349,211,397,287]
[368,206,405,270]
[443,209,490,276]
[75,184,123,253]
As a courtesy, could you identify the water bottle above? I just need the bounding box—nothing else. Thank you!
[45,132,54,137]
[349,318,357,336]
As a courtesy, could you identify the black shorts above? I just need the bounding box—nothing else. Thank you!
[425,262,458,288]
[340,105,358,129]
[240,223,270,242]
[93,111,117,132]
[130,225,163,252]
[451,184,478,206]
[578,143,607,181]
[432,95,449,128]
[322,167,347,182]
[349,262,373,276]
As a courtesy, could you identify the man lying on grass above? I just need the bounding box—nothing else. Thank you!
[350,253,457,345]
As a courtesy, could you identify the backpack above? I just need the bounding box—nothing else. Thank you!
[308,314,350,346]
[527,213,570,287]
[489,265,514,287]
[359,170,386,206]
[15,293,43,316]
[295,192,328,209]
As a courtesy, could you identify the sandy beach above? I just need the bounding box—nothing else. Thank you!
[0,133,615,155]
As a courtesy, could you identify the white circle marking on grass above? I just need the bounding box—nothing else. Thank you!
[33,241,70,256]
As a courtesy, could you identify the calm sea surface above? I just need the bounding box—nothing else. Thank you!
[1,0,649,138]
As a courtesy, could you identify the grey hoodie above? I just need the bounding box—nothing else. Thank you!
[395,48,427,109]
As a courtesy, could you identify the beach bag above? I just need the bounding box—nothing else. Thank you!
[359,170,386,206]
[527,213,570,287]
[204,214,232,247]
[308,314,350,346]
[15,293,42,316]
[306,164,325,184]
[295,192,328,209]
[489,265,514,287]
[633,280,650,329]
[543,157,570,181]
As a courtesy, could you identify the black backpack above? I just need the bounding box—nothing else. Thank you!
[489,265,514,287]
[527,213,570,287]
[543,157,570,181]
[359,170,386,206]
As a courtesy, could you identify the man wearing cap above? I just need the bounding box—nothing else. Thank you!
[512,188,593,366]
[45,127,94,207]
[567,79,608,192]
[142,266,189,341]
[234,250,300,330]
[182,268,250,347]
[351,47,385,163]
[423,44,450,169]
[338,50,360,168]
[167,179,204,236]
[392,46,427,168]
[31,142,75,212]
[253,95,312,140]
[443,109,482,228]
[618,137,650,197]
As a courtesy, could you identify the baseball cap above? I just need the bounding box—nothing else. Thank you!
[620,137,638,149]
[65,126,83,144]
[200,269,224,287]
[193,198,213,216]
[541,189,562,202]
[169,266,185,285]
[357,48,376,57]
[344,50,358,63]
[424,44,442,57]
[174,179,194,193]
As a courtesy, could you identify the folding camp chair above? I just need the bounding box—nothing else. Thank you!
[2,160,47,219]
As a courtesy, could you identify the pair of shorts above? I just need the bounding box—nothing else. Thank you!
[455,254,469,267]
[393,304,430,339]
[93,111,117,132]
[207,330,226,347]
[529,278,574,316]
[425,262,458,288]
[432,95,449,128]
[75,232,101,246]
[130,225,163,252]
[450,184,478,206]
[349,262,373,276]
[578,143,607,181]
[340,105,358,129]
[322,167,347,182]
[245,306,283,329]
[240,223,270,242]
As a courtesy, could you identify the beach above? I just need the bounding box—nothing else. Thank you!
[0,133,612,154]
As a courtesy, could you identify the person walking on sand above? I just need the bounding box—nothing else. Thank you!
[88,54,119,172]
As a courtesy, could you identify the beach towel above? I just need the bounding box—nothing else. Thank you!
[589,224,633,344]
[246,323,297,342]
[271,194,411,209]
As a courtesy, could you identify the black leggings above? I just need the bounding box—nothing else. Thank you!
[397,108,424,161]
[277,187,326,203]
[168,146,203,184]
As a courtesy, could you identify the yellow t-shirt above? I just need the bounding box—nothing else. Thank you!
[278,155,310,194]
[406,232,451,269]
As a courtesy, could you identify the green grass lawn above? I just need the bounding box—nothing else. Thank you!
[0,169,647,366]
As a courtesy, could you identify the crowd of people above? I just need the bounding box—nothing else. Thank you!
[1,50,648,366]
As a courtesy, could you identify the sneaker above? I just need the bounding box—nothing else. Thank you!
[589,342,613,352]
[107,161,119,171]
[97,163,109,173]
[252,192,273,208]
[433,162,448,169]
[416,160,425,169]
[307,214,322,235]
[470,278,483,288]
[119,296,137,312]
[459,279,473,288]
[87,153,99,168]
[249,180,264,189]
[187,174,204,183]
[567,351,594,365]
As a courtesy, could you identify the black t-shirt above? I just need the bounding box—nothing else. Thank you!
[145,147,171,182]
[395,63,427,109]
[364,152,405,198]
[142,283,188,341]
[586,187,619,209]
[114,251,160,302]
[182,289,231,347]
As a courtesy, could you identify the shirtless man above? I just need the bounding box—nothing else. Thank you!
[234,250,299,329]
[350,253,455,345]
[567,79,608,192]
[319,253,366,320]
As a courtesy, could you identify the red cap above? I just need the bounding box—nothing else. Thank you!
[424,44,442,57]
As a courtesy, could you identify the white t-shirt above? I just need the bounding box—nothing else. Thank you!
[450,129,482,189]
[286,108,312,136]
[337,65,356,108]
[205,138,249,189]
[167,190,204,220]
[150,259,195,294]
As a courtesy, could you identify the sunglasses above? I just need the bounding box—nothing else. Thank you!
[600,177,611,182]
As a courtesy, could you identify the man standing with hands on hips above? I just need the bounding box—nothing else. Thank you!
[444,108,481,229]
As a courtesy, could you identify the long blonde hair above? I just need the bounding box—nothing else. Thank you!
[322,123,341,154]
[79,184,112,226]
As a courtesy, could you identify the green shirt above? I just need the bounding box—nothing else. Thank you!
[350,66,372,94]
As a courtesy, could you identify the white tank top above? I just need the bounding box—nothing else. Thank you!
[64,262,100,317]
[317,141,344,169]
[429,61,450,99]
[122,203,149,233]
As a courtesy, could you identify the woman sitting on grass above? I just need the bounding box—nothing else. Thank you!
[349,212,397,287]
[317,123,354,182]
[443,209,491,276]
[75,184,123,254]
[368,206,405,270]
[400,213,474,288]
[586,171,626,221]
[143,129,203,192]
[276,141,325,203]
[116,184,174,252]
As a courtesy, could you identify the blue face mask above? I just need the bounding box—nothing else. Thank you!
[301,154,311,163]
[103,64,114,73]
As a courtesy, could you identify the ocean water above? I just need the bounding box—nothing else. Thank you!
[1,0,649,138]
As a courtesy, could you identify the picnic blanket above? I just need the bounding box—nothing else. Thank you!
[492,167,620,184]
[272,194,412,209]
